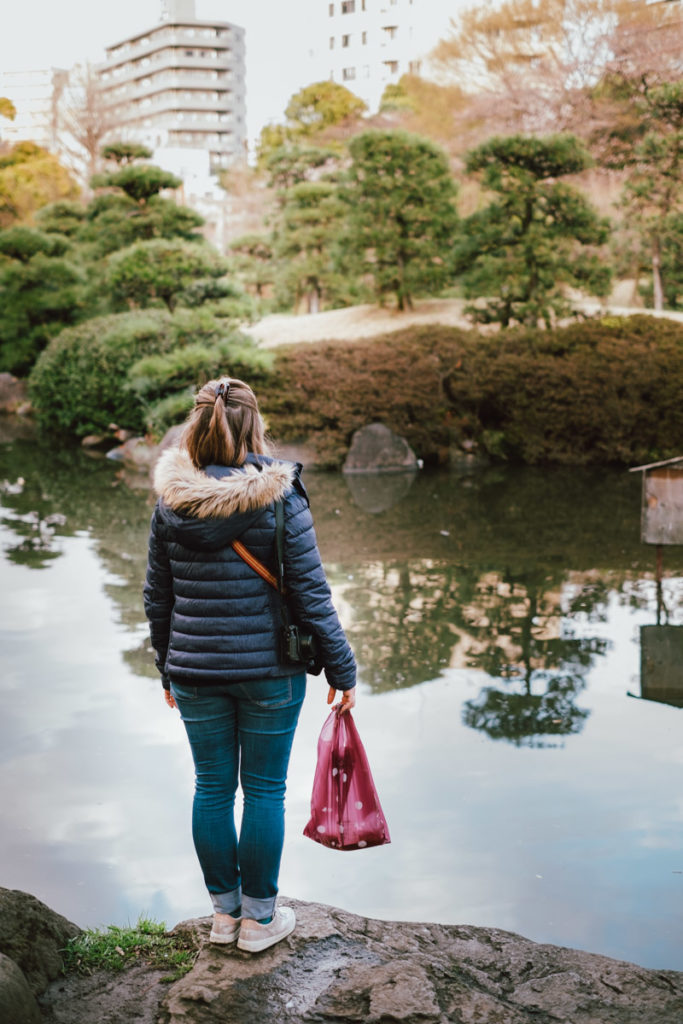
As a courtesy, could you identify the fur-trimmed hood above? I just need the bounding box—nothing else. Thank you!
[152,447,299,552]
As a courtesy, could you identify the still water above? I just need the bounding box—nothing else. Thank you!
[0,432,681,970]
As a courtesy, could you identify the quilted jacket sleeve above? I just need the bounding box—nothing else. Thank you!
[143,502,174,690]
[283,491,357,692]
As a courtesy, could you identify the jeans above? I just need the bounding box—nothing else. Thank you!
[170,673,306,921]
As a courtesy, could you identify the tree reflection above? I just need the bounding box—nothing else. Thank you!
[459,573,607,746]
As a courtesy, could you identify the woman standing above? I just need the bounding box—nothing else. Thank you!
[144,377,356,953]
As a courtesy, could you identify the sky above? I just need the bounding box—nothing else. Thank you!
[0,0,457,148]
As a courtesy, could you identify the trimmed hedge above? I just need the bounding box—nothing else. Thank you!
[259,316,683,467]
[29,308,269,437]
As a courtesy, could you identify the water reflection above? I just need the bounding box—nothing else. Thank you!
[1,435,683,968]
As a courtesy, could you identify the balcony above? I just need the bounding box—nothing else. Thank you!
[103,24,238,70]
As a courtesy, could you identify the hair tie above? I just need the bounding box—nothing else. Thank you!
[214,381,230,403]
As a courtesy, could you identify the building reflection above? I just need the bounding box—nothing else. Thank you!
[637,625,683,709]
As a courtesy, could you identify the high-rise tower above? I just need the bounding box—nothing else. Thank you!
[97,0,246,172]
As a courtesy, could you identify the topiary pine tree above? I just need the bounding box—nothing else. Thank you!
[346,130,458,311]
[457,134,612,327]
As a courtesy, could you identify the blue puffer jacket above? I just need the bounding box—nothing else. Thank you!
[143,447,356,692]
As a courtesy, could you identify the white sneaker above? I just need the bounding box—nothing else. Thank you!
[237,907,295,953]
[209,912,241,944]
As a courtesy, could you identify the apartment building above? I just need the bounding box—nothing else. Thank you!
[325,0,448,112]
[97,0,246,172]
[0,68,67,150]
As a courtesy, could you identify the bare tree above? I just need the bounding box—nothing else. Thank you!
[55,63,121,189]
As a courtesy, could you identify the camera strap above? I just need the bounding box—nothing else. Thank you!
[230,501,291,632]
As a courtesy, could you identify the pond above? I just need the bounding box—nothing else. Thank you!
[0,430,681,971]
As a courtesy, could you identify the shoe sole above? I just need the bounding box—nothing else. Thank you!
[237,918,295,953]
[209,929,239,944]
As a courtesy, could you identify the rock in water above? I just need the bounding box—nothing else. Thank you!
[343,423,418,474]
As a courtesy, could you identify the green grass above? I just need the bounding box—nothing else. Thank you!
[62,917,198,983]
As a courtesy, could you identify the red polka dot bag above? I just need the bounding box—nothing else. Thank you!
[303,709,391,851]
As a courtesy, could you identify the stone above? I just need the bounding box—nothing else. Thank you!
[0,888,80,996]
[343,423,418,475]
[0,373,28,414]
[34,897,683,1024]
[0,953,41,1024]
[105,436,155,468]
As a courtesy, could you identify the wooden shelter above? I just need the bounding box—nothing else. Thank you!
[629,455,683,546]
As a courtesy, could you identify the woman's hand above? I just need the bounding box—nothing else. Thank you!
[164,689,176,709]
[327,685,356,715]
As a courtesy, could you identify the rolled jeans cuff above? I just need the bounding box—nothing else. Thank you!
[210,886,242,916]
[241,892,277,921]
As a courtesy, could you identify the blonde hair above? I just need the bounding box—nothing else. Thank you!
[181,377,271,468]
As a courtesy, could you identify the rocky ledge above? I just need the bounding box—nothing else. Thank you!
[1,889,682,1024]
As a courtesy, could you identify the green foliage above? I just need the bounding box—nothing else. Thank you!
[284,80,367,136]
[620,82,683,309]
[229,233,275,297]
[264,144,339,197]
[346,130,459,310]
[129,334,274,436]
[34,200,87,237]
[458,134,611,326]
[106,239,228,312]
[0,227,85,374]
[62,917,197,982]
[91,164,182,204]
[29,308,273,438]
[260,316,683,468]
[101,142,153,165]
[273,180,353,312]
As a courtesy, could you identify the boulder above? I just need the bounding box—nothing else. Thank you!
[0,953,41,1024]
[33,897,683,1024]
[160,899,683,1024]
[0,373,29,415]
[0,888,80,996]
[343,423,418,474]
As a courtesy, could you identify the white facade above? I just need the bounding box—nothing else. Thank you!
[0,68,66,150]
[97,0,247,173]
[323,0,453,112]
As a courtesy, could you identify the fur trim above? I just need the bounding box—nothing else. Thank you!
[154,448,295,518]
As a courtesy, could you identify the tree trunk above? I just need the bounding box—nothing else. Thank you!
[652,237,664,311]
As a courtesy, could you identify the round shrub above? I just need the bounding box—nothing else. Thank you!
[28,309,255,437]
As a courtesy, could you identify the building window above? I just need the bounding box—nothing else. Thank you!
[363,65,370,77]
[342,34,351,47]
[384,60,399,74]
[383,25,398,40]
[408,60,421,74]
[185,49,194,56]
[362,31,367,44]
[329,3,334,14]
[341,0,355,12]
[342,66,356,80]
[330,36,335,49]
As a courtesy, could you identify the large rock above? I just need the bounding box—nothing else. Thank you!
[35,897,683,1024]
[159,899,683,1024]
[0,373,29,414]
[0,953,42,1024]
[0,889,80,996]
[343,423,418,474]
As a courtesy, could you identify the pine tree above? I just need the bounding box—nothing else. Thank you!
[346,131,458,311]
[457,134,611,326]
